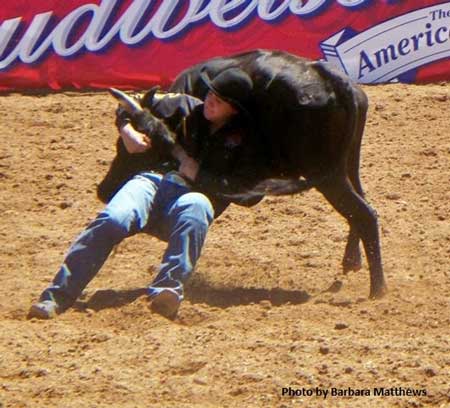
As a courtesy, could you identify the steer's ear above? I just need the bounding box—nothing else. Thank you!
[140,86,161,109]
[109,88,143,115]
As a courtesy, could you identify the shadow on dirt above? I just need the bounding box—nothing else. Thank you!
[74,288,148,311]
[74,284,316,312]
[185,285,311,308]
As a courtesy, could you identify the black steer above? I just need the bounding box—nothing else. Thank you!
[102,49,387,299]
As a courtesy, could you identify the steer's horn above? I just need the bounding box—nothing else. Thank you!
[109,88,143,114]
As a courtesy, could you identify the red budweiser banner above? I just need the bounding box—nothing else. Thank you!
[1,0,450,91]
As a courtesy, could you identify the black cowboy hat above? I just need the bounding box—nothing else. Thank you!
[200,67,253,116]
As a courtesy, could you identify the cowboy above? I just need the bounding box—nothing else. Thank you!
[29,67,263,320]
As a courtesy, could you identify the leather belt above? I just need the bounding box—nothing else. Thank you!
[163,171,192,188]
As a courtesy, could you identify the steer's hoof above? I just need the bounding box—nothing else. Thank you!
[342,256,362,274]
[369,283,388,300]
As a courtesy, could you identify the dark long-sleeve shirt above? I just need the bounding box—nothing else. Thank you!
[114,90,264,216]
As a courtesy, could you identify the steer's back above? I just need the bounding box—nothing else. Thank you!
[171,49,365,181]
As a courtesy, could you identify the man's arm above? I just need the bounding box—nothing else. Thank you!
[120,123,152,153]
[120,120,199,182]
[115,92,202,156]
[172,144,199,181]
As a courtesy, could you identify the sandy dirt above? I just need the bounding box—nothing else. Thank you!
[0,83,449,408]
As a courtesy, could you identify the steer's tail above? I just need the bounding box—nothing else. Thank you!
[223,177,314,200]
[218,175,330,203]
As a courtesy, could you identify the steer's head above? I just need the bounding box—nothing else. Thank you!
[108,87,176,151]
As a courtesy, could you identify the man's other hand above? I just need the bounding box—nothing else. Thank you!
[179,156,199,182]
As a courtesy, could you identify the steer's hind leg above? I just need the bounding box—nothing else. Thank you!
[343,87,369,273]
[343,224,362,273]
[317,177,386,299]
[343,146,365,273]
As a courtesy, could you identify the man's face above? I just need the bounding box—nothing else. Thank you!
[203,91,238,125]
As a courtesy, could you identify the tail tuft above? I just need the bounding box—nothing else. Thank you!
[218,177,314,203]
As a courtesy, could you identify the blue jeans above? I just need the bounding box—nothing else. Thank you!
[39,172,214,308]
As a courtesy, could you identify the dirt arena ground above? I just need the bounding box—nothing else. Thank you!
[0,82,449,408]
